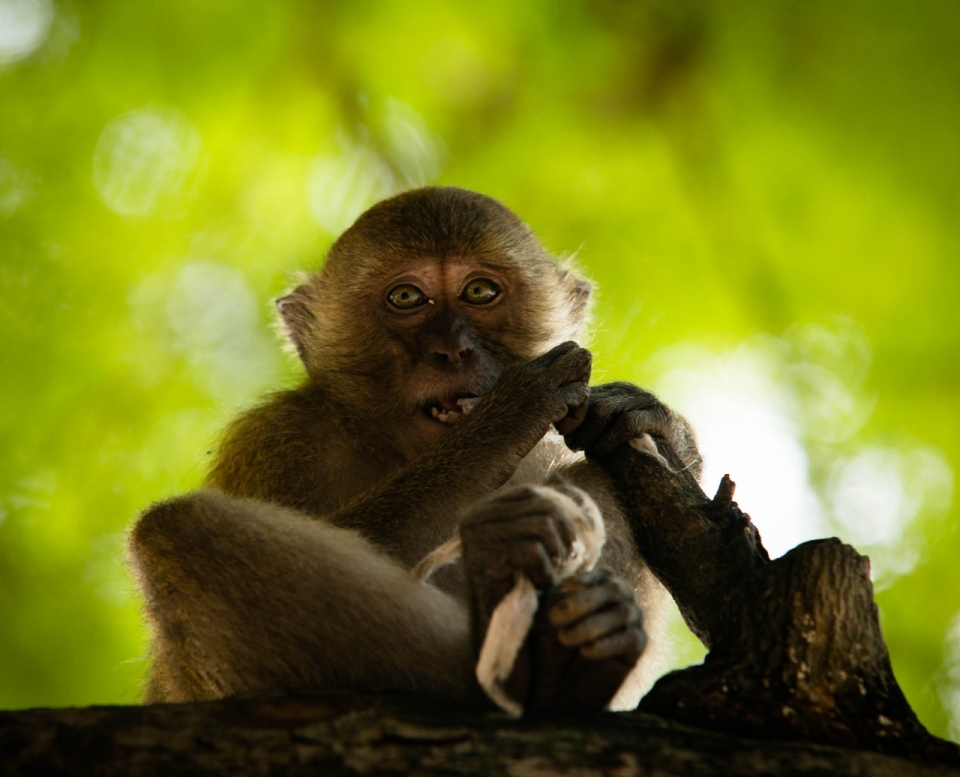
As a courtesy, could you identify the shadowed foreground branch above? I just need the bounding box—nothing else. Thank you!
[597,443,959,765]
[1,692,958,776]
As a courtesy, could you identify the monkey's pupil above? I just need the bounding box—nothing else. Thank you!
[463,279,500,304]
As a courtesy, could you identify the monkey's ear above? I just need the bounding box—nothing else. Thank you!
[276,284,315,364]
[559,268,592,329]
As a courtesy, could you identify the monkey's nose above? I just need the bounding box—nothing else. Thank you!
[434,346,474,365]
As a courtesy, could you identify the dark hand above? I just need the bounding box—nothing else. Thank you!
[515,568,647,714]
[460,485,580,622]
[479,341,592,443]
[564,381,701,478]
[545,568,645,663]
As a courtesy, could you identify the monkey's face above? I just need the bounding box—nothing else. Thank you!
[277,187,591,454]
[371,255,534,445]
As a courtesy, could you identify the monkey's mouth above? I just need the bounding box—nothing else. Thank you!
[421,393,483,424]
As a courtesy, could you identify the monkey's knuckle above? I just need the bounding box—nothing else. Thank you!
[624,627,647,657]
[591,399,614,419]
[579,568,612,587]
[610,601,636,624]
[547,504,578,533]
[502,485,541,504]
[622,412,642,435]
[610,576,633,599]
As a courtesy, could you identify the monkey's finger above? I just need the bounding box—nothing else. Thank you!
[566,383,662,452]
[472,516,571,569]
[556,601,641,648]
[538,340,580,361]
[554,391,589,435]
[547,578,632,627]
[591,407,674,456]
[580,625,647,662]
[588,382,660,410]
[533,341,583,376]
[513,540,559,589]
[563,392,637,451]
[548,381,590,427]
[507,497,580,550]
[546,343,592,384]
[562,405,609,452]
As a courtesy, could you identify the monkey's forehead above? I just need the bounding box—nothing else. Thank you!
[320,238,556,283]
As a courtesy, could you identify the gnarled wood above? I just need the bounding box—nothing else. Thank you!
[597,444,960,764]
[1,693,958,776]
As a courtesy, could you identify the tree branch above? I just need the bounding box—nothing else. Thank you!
[596,444,959,764]
[2,692,958,776]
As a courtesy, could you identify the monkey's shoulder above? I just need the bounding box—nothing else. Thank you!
[205,386,386,516]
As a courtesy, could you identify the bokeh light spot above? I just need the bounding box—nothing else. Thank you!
[0,157,36,216]
[163,261,278,402]
[828,446,953,583]
[652,342,827,559]
[306,132,394,236]
[648,324,953,587]
[93,107,201,217]
[0,0,53,66]
[306,100,443,235]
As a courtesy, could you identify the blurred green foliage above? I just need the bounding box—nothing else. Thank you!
[1,0,958,740]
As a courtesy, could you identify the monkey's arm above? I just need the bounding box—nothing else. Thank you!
[212,343,593,567]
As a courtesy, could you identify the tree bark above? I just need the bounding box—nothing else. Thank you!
[596,442,960,765]
[2,692,958,776]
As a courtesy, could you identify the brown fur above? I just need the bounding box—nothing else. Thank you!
[128,186,688,706]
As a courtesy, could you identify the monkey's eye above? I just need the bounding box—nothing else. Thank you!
[461,278,501,305]
[387,284,428,310]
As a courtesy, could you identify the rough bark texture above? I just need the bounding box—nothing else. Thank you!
[2,692,959,776]
[597,444,960,765]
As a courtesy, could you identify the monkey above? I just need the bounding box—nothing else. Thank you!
[128,186,702,712]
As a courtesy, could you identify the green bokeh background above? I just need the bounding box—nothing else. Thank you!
[1,0,958,740]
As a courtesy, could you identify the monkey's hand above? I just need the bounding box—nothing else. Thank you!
[521,568,646,713]
[564,381,702,479]
[460,485,579,625]
[473,341,592,453]
[461,485,644,713]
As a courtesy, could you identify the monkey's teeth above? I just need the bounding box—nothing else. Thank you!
[431,406,440,419]
[436,409,462,424]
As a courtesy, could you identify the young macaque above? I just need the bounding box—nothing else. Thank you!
[128,186,701,712]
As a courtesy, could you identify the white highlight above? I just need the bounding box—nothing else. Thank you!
[648,323,953,586]
[93,107,201,216]
[306,131,393,235]
[828,446,953,583]
[0,0,53,66]
[306,99,443,235]
[128,260,278,403]
[164,261,277,401]
[653,342,826,559]
[0,157,35,216]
